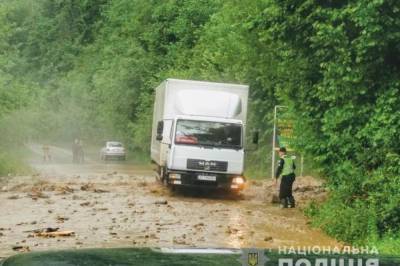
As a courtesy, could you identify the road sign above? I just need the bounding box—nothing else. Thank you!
[276,117,294,150]
[271,106,303,178]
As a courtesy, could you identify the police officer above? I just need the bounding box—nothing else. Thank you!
[275,147,296,208]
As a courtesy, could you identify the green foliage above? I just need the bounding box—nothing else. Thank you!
[370,233,400,255]
[0,152,31,176]
[260,0,400,246]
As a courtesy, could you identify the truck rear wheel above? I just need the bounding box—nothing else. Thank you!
[163,178,169,187]
[159,167,168,186]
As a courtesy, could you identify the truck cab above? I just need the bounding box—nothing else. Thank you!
[158,115,245,190]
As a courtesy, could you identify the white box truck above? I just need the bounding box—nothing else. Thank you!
[151,79,249,192]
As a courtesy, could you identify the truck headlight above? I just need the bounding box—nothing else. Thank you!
[169,173,181,180]
[232,176,245,185]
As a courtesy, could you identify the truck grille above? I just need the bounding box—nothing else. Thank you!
[186,159,228,172]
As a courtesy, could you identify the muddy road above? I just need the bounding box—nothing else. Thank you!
[0,144,339,258]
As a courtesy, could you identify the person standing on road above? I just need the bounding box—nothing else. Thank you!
[72,139,79,163]
[78,139,84,163]
[275,147,296,208]
[42,144,51,162]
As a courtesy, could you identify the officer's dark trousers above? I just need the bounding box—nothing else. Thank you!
[279,173,296,207]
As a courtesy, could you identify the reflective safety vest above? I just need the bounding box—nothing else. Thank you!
[282,155,294,176]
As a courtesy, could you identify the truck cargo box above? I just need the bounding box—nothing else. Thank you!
[151,79,249,166]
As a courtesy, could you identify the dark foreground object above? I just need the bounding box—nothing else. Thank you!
[2,248,238,266]
[1,248,399,266]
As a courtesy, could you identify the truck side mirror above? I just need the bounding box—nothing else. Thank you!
[156,121,164,141]
[252,131,259,145]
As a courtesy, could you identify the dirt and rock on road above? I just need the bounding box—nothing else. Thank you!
[0,144,340,259]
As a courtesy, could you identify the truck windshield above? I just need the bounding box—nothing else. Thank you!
[175,119,242,149]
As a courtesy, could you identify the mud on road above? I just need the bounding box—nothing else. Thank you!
[0,145,340,258]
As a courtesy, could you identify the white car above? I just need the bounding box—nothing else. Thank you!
[100,141,126,161]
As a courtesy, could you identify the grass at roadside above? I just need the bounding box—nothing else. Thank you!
[306,200,400,256]
[0,146,32,177]
[369,235,400,255]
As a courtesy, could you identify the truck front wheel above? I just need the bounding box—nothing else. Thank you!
[229,189,243,199]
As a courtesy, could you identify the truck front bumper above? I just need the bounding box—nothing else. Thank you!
[167,170,246,191]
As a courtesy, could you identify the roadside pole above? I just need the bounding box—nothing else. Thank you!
[271,106,277,179]
[271,105,287,178]
[300,155,304,177]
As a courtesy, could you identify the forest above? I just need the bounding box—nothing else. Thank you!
[0,0,399,252]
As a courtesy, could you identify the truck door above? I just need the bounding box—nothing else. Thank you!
[160,119,173,166]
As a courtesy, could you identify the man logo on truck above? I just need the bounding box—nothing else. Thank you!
[199,161,216,171]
